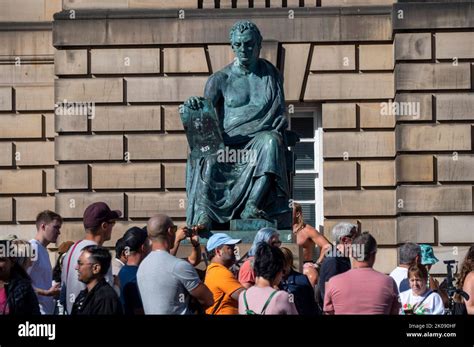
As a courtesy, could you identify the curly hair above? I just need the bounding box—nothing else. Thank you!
[456,245,474,291]
[229,20,262,47]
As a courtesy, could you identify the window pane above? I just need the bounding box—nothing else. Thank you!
[293,173,315,200]
[290,117,314,139]
[299,203,316,228]
[294,142,314,170]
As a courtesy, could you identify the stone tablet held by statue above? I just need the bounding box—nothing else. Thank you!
[180,100,225,160]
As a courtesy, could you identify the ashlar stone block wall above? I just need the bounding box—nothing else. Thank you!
[0,1,62,259]
[392,1,474,275]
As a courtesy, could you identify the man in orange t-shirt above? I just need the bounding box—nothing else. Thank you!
[204,233,244,315]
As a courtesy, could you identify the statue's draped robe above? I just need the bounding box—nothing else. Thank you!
[184,59,290,227]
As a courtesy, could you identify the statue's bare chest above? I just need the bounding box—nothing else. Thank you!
[223,74,265,108]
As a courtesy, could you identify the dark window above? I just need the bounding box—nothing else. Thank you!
[290,117,314,139]
[293,173,315,200]
[294,142,314,170]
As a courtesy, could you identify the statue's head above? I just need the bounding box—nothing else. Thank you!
[229,20,262,67]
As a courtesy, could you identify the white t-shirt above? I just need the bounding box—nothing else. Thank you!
[399,289,445,315]
[27,239,54,315]
[389,267,408,293]
[61,239,113,314]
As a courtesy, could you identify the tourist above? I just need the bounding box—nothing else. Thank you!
[238,243,297,315]
[324,232,400,314]
[238,227,281,288]
[137,214,213,314]
[419,244,448,306]
[293,202,331,276]
[71,246,122,315]
[118,227,151,315]
[27,211,63,314]
[61,202,121,314]
[279,247,319,315]
[390,242,421,293]
[318,222,358,304]
[0,239,40,315]
[112,236,127,295]
[399,263,444,315]
[52,241,74,285]
[456,246,474,314]
[204,233,244,314]
[53,241,74,314]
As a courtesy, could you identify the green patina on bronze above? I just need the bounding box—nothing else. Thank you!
[182,20,294,232]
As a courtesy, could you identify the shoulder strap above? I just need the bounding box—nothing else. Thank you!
[413,290,434,312]
[243,290,250,312]
[419,290,434,305]
[65,241,82,284]
[2,287,10,314]
[210,293,226,315]
[260,290,278,315]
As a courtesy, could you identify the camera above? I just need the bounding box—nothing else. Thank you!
[184,226,194,238]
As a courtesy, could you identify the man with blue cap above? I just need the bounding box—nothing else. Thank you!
[204,233,245,315]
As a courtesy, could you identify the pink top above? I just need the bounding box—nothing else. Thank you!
[324,267,400,315]
[238,286,298,315]
[0,287,9,315]
[238,257,256,287]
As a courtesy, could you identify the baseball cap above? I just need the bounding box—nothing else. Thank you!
[83,202,122,229]
[123,227,148,252]
[420,244,439,265]
[206,233,241,252]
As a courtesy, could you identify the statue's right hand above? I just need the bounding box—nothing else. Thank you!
[184,96,205,110]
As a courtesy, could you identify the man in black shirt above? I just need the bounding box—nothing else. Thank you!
[71,245,122,315]
[318,223,358,306]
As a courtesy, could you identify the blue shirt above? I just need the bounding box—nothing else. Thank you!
[118,265,142,315]
[318,247,351,303]
[280,269,319,315]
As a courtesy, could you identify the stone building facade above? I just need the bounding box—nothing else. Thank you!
[0,0,473,275]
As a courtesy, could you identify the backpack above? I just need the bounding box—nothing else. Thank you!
[243,289,278,315]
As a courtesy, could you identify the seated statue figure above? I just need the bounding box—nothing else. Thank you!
[183,20,291,231]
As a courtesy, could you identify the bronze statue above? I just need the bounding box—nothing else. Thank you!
[182,20,292,231]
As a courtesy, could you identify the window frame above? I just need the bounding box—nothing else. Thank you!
[288,105,324,231]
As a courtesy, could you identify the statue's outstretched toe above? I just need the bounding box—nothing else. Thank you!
[196,213,212,232]
[241,202,270,221]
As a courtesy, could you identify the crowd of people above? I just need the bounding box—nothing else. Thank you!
[0,201,473,316]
